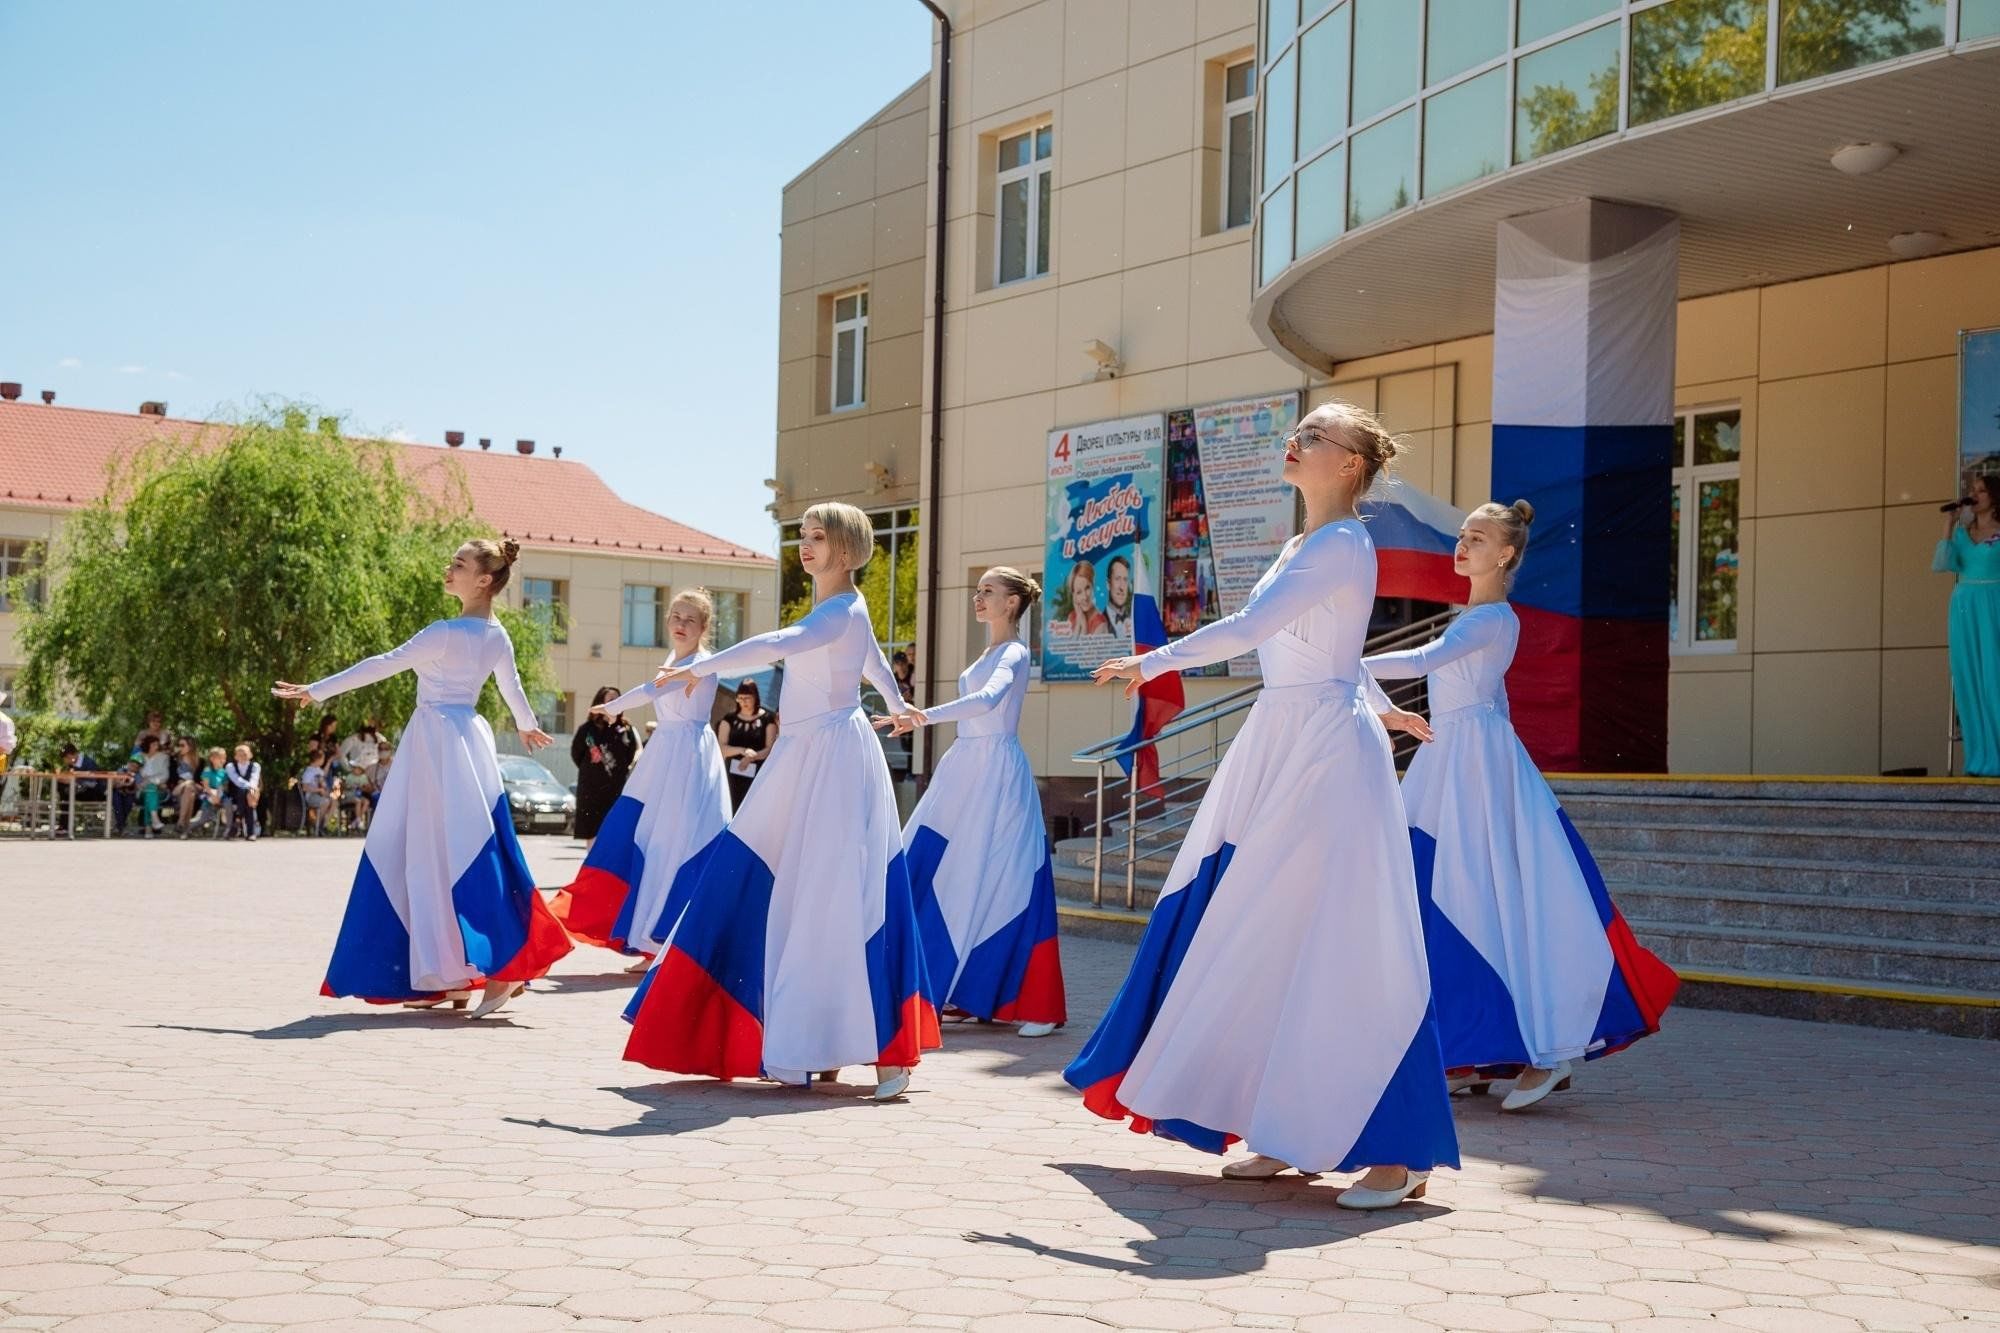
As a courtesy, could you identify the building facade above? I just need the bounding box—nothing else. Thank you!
[0,400,776,763]
[778,0,2000,780]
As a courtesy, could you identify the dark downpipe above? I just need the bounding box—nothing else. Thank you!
[915,0,951,779]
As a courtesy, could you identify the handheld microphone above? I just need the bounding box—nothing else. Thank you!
[1939,496,1974,513]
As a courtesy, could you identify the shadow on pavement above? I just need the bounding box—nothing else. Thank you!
[510,1077,900,1139]
[143,1012,529,1039]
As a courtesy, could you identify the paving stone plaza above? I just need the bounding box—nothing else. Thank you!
[3,837,1997,1332]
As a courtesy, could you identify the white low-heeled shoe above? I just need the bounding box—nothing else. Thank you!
[1336,1169,1430,1210]
[873,1067,911,1100]
[404,990,471,1010]
[1015,1021,1059,1039]
[468,980,525,1019]
[1500,1060,1573,1112]
[1221,1154,1301,1180]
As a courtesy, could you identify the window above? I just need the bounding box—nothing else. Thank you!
[521,576,568,645]
[1223,60,1256,229]
[1423,67,1506,197]
[1778,0,1943,84]
[1349,0,1420,124]
[996,125,1053,285]
[1296,6,1351,155]
[621,584,664,649]
[1631,0,1767,126]
[831,289,868,411]
[710,589,748,649]
[1426,0,1508,83]
[534,691,575,734]
[1514,20,1621,163]
[1346,106,1414,228]
[0,539,45,613]
[1670,406,1742,652]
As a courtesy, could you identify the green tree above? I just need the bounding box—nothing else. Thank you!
[15,403,551,774]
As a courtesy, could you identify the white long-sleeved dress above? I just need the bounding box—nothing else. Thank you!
[901,639,1066,1025]
[1363,603,1677,1070]
[550,651,732,956]
[1065,520,1459,1173]
[314,616,572,1001]
[623,591,939,1082]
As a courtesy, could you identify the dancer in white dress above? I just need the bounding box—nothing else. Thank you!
[1362,501,1677,1111]
[876,568,1066,1038]
[623,502,938,1100]
[1067,402,1458,1209]
[550,590,733,971]
[275,539,573,1020]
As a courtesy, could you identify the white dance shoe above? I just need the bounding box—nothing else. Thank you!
[1220,1154,1300,1180]
[1016,1021,1059,1039]
[1335,1169,1430,1210]
[468,980,525,1019]
[404,990,472,1010]
[873,1066,912,1100]
[1500,1061,1573,1112]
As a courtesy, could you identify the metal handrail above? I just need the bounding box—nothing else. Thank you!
[1069,609,1458,909]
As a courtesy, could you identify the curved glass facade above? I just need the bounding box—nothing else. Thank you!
[1257,0,1986,288]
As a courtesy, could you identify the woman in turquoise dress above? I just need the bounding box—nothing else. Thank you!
[1936,474,2000,777]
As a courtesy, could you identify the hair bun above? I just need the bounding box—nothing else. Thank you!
[499,538,521,565]
[1510,499,1536,526]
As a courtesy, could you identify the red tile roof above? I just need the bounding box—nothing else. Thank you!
[0,401,772,565]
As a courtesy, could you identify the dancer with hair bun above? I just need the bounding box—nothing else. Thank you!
[275,538,573,1020]
[550,589,733,969]
[1362,500,1677,1112]
[1067,402,1458,1209]
[876,567,1067,1039]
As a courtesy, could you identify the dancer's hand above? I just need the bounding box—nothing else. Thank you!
[1380,707,1434,743]
[872,709,925,736]
[588,705,613,720]
[271,681,317,704]
[1092,656,1145,699]
[654,664,699,696]
[519,727,553,751]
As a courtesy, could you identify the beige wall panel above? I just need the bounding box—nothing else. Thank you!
[963,287,1060,403]
[968,2,1063,120]
[1120,258,1193,374]
[812,202,878,288]
[1675,289,1759,387]
[936,406,967,496]
[1751,509,1882,653]
[812,136,877,218]
[1184,351,1299,407]
[869,258,927,342]
[1054,378,1124,426]
[1054,172,1126,282]
[1751,650,1881,775]
[869,331,925,414]
[1197,0,1256,41]
[1886,247,2000,362]
[940,306,968,410]
[874,185,929,268]
[960,483,1043,554]
[960,393,1057,495]
[1329,346,1436,380]
[1114,366,1190,416]
[874,112,929,197]
[1758,267,1886,381]
[782,181,812,228]
[1880,503,1955,650]
[1064,0,1130,85]
[1134,0,1200,59]
[1055,272,1126,379]
[778,290,815,366]
[1756,368,1884,516]
[943,213,981,309]
[1188,241,1263,362]
[800,415,870,504]
[1880,646,1953,776]
[1882,355,1960,506]
[1122,155,1195,270]
[1453,420,1493,509]
[778,358,813,430]
[1392,428,1447,498]
[946,120,978,222]
[1060,73,1129,185]
[1378,368,1438,435]
[780,226,815,295]
[1312,379,1376,412]
[1126,52,1197,164]
[1668,668,1753,774]
[1435,337,1491,423]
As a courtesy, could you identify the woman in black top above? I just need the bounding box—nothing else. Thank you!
[717,680,777,810]
[571,685,639,844]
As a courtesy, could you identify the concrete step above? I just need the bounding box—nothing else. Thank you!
[1616,882,2000,947]
[1667,967,2000,1041]
[1559,791,2000,834]
[1591,849,1998,903]
[1549,775,2000,805]
[1570,817,2000,870]
[1634,920,2000,993]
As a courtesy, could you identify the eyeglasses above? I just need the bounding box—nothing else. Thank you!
[1283,427,1357,455]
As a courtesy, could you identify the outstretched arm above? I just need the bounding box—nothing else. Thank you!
[919,643,1027,726]
[1362,607,1507,680]
[1137,527,1363,679]
[599,679,667,717]
[298,622,449,702]
[689,599,848,679]
[493,631,540,733]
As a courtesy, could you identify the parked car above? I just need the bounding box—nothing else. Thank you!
[499,756,575,835]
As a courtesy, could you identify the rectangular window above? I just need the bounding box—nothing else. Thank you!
[996,124,1053,285]
[1296,5,1351,155]
[1223,60,1256,229]
[621,584,664,649]
[521,576,569,644]
[1514,20,1622,163]
[831,289,868,411]
[1346,106,1414,228]
[1631,0,1767,126]
[0,539,46,613]
[1670,406,1742,652]
[710,589,748,650]
[1778,0,1943,84]
[1423,66,1506,197]
[1349,0,1420,124]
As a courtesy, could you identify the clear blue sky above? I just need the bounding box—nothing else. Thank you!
[0,1,932,554]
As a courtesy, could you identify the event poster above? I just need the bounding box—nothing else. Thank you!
[1193,392,1302,677]
[1962,328,2000,481]
[1043,413,1165,682]
[1164,409,1227,677]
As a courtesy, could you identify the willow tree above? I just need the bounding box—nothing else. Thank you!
[16,404,551,769]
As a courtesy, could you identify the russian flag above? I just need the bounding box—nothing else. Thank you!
[1117,553,1183,795]
[1359,482,1470,605]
